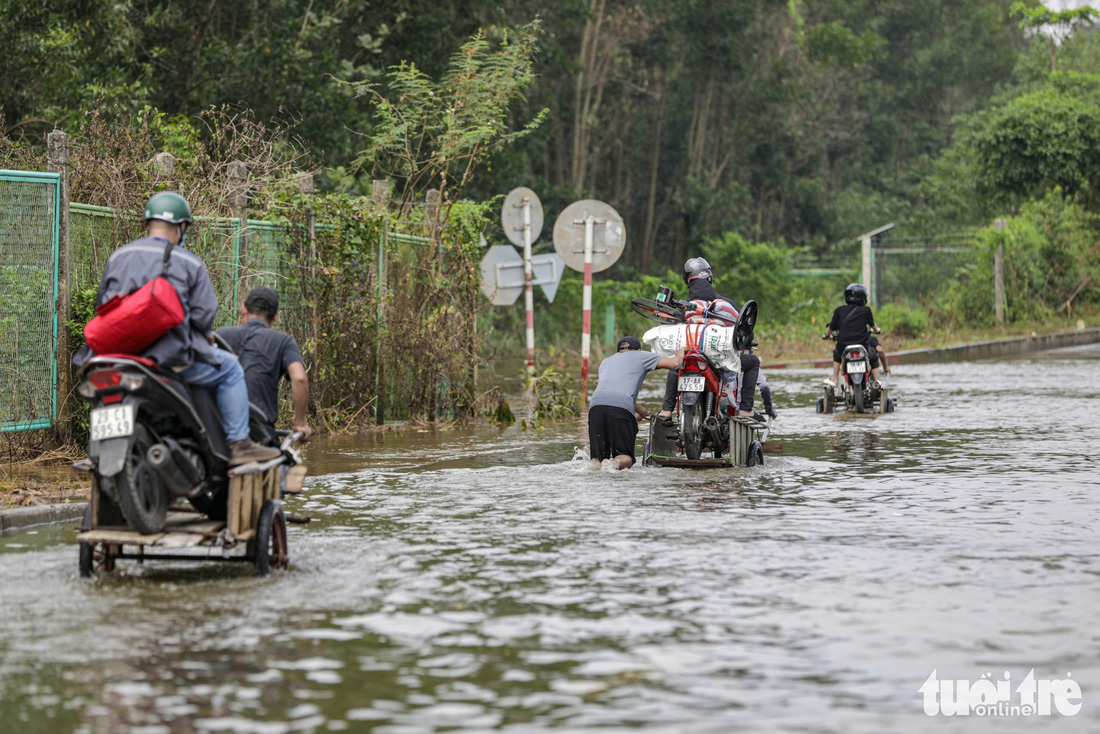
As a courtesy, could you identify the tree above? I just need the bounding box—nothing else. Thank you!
[349,23,547,231]
[1010,2,1098,70]
[975,88,1100,206]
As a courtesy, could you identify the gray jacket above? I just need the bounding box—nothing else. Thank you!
[75,236,220,368]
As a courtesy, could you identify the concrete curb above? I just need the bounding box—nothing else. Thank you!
[763,327,1100,369]
[0,502,86,534]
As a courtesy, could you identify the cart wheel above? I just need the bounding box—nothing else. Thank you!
[746,440,764,467]
[642,440,651,466]
[816,396,824,414]
[78,542,94,578]
[824,389,835,414]
[254,499,289,576]
[884,397,895,413]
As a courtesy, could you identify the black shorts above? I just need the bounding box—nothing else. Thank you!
[588,405,639,463]
[833,341,880,369]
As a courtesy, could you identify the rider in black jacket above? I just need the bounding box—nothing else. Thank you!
[657,257,762,421]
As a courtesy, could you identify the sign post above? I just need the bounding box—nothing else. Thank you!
[502,188,544,379]
[581,215,595,400]
[553,200,626,408]
[522,197,535,378]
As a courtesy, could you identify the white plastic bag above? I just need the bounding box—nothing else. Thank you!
[642,323,741,372]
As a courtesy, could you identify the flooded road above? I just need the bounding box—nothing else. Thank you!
[1,345,1098,733]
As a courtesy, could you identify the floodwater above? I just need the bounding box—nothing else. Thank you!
[1,345,1098,733]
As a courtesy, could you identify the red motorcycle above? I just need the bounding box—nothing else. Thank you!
[632,292,760,463]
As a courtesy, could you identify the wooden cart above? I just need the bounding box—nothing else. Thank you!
[77,458,306,577]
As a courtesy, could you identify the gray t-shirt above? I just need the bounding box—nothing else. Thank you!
[589,350,662,413]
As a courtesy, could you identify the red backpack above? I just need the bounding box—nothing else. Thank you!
[84,241,185,357]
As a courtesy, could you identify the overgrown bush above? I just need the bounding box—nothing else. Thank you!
[876,303,930,338]
[521,367,579,429]
[305,195,491,426]
[943,190,1100,324]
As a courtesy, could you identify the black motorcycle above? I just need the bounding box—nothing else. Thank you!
[817,335,894,414]
[75,347,291,535]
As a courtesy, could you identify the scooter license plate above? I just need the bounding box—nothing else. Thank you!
[90,405,134,441]
[678,375,706,391]
[846,362,866,374]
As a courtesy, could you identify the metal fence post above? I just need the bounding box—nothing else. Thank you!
[47,130,72,441]
[297,172,316,347]
[373,180,389,425]
[860,234,872,303]
[229,161,249,314]
[994,218,1006,323]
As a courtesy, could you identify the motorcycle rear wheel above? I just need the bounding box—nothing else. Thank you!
[852,384,865,413]
[681,402,704,460]
[111,425,168,535]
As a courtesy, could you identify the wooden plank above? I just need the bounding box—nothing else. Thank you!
[226,476,239,537]
[169,520,225,536]
[164,511,205,526]
[240,474,254,534]
[251,472,264,527]
[79,529,166,545]
[650,457,731,469]
[151,533,208,548]
[266,468,279,503]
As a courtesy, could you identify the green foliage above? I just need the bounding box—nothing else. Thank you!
[875,303,930,339]
[65,285,97,349]
[349,22,547,219]
[943,190,1100,324]
[704,233,794,314]
[1010,2,1098,70]
[974,89,1100,207]
[804,21,884,67]
[521,367,579,430]
[307,194,490,424]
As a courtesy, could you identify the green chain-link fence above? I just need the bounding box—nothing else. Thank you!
[2,164,459,433]
[0,170,60,432]
[3,172,312,433]
[872,231,980,308]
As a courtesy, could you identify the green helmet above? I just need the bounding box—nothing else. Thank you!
[143,192,193,224]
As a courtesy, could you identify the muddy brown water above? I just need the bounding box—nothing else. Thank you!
[1,345,1098,733]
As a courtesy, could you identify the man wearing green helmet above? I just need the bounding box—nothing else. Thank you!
[76,192,280,465]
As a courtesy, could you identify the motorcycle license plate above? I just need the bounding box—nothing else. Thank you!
[846,362,866,374]
[90,405,134,441]
[678,375,706,391]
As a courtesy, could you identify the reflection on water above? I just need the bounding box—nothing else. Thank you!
[1,346,1099,732]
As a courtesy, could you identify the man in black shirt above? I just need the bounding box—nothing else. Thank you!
[217,287,312,443]
[824,283,881,387]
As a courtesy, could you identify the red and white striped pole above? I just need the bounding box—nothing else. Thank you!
[522,197,535,379]
[580,215,594,405]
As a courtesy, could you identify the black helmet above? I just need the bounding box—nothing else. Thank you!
[683,257,713,284]
[844,283,868,305]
